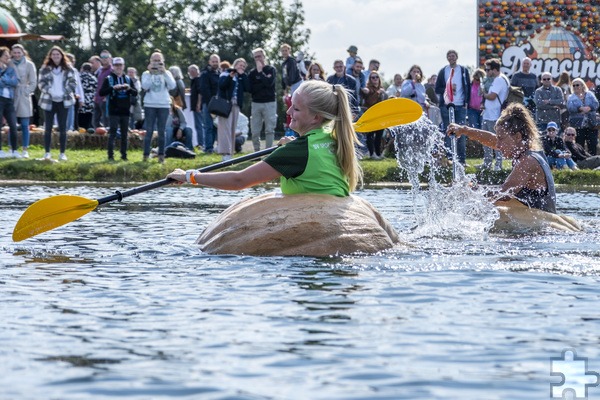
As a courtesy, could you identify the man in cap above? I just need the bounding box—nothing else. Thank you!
[98,57,137,161]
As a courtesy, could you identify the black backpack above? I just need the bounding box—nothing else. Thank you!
[165,142,196,159]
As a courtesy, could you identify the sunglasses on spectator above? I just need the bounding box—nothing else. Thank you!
[370,76,379,79]
[100,55,110,59]
[573,84,581,87]
[542,78,551,81]
[565,133,576,136]
[547,128,556,131]
[484,68,491,71]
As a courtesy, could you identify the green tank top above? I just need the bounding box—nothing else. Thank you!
[264,128,350,197]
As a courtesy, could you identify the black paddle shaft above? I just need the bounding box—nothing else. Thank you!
[96,146,278,206]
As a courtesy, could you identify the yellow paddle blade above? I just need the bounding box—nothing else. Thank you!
[12,195,99,242]
[353,97,423,133]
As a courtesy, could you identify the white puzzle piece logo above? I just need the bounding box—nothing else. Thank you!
[551,349,600,399]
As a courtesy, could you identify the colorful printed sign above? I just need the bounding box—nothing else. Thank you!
[478,0,600,82]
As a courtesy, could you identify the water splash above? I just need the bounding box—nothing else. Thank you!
[389,117,499,239]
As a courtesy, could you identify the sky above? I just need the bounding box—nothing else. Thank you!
[296,0,478,82]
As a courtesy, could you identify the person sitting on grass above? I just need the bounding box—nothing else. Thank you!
[563,126,600,170]
[541,121,577,170]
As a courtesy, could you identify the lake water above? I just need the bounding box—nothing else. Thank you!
[1,182,600,399]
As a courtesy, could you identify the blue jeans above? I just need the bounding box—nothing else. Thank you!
[467,108,482,130]
[143,107,169,156]
[44,102,69,153]
[167,127,193,150]
[67,104,75,131]
[18,117,30,148]
[202,105,216,153]
[441,104,467,164]
[193,110,204,149]
[0,97,18,151]
[548,153,577,170]
[482,119,503,169]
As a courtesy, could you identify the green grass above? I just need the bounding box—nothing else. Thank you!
[1,146,600,186]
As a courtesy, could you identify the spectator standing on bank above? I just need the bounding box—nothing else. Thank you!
[199,54,221,153]
[65,53,83,132]
[307,62,326,81]
[78,63,97,131]
[362,59,381,83]
[556,71,572,130]
[249,48,277,151]
[510,57,538,113]
[361,70,388,160]
[386,74,403,98]
[567,78,599,155]
[168,65,187,110]
[187,64,203,150]
[37,45,77,161]
[93,50,113,128]
[0,46,19,159]
[127,67,143,129]
[467,68,485,133]
[140,51,176,163]
[280,43,303,96]
[435,49,471,165]
[400,64,427,111]
[99,57,137,161]
[533,72,564,133]
[217,58,250,161]
[9,44,36,158]
[480,58,508,171]
[327,59,360,117]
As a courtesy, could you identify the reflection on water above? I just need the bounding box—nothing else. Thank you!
[1,183,600,399]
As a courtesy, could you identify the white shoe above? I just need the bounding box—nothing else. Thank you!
[58,153,68,161]
[44,152,52,160]
[222,154,232,161]
[0,150,9,158]
[11,150,22,159]
[21,150,29,159]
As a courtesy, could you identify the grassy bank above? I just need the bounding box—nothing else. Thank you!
[1,145,600,186]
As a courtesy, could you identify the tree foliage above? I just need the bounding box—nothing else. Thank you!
[3,0,310,131]
[3,0,310,74]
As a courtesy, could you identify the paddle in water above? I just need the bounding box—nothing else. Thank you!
[12,98,422,242]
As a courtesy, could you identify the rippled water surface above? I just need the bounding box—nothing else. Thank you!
[1,183,600,399]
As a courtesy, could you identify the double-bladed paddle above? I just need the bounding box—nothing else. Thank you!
[12,97,422,242]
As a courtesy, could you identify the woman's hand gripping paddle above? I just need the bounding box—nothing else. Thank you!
[12,98,423,242]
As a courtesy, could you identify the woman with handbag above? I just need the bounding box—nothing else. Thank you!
[216,58,250,161]
[567,78,599,155]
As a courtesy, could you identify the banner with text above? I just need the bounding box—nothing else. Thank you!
[478,0,600,83]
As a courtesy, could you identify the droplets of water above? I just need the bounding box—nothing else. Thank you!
[389,117,499,239]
